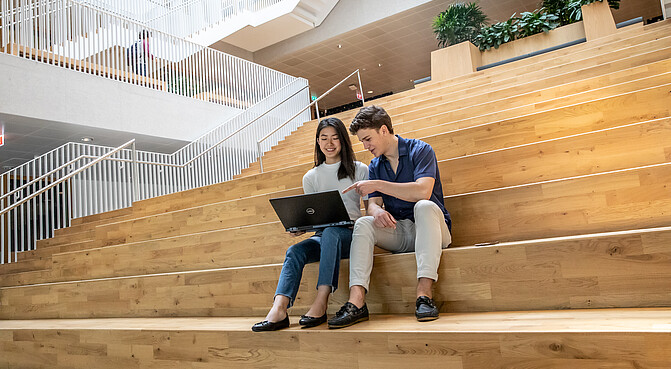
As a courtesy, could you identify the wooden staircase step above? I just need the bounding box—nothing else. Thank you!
[17,80,669,265]
[0,222,391,287]
[1,308,670,368]
[255,53,671,172]
[135,75,671,223]
[69,207,133,227]
[2,227,670,319]
[239,29,671,176]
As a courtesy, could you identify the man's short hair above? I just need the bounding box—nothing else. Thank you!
[349,105,394,135]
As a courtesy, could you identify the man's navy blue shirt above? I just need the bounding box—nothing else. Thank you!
[368,135,451,230]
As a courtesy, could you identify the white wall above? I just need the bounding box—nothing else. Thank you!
[0,53,241,142]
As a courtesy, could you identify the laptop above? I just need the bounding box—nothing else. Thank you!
[269,190,354,232]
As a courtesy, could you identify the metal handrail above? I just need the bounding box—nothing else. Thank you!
[0,140,138,216]
[0,80,309,213]
[180,84,310,168]
[256,69,364,173]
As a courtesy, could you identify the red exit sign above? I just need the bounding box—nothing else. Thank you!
[0,134,3,146]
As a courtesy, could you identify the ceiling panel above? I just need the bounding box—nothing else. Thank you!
[263,0,661,111]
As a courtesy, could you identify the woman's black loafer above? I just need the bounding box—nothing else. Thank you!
[299,313,327,328]
[251,314,290,332]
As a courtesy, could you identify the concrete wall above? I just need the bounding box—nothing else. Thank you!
[0,53,241,142]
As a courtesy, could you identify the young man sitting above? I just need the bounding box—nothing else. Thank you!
[328,105,452,329]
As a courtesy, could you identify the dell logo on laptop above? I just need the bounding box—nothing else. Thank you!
[306,208,315,215]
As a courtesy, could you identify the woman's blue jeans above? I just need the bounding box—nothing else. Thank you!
[275,226,352,308]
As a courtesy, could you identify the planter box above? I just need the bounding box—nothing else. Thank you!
[582,0,617,40]
[480,21,586,66]
[430,22,585,82]
[430,1,619,82]
[430,41,481,81]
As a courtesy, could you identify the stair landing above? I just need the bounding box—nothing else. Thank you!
[2,308,671,368]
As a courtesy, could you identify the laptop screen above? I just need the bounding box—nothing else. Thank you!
[269,190,354,232]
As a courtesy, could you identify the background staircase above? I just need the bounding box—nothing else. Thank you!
[2,19,671,368]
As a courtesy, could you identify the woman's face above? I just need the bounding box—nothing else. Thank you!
[317,125,342,164]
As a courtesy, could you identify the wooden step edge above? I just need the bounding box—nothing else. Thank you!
[258,80,671,175]
[1,307,670,333]
[5,225,671,290]
[57,220,285,257]
[19,239,96,264]
[380,40,671,117]
[0,268,53,287]
[130,95,671,231]
[69,207,133,226]
[257,56,671,167]
[54,215,134,238]
[96,187,304,229]
[411,20,671,93]
[31,229,95,251]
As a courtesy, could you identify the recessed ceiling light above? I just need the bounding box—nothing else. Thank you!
[378,63,382,67]
[367,91,374,94]
[337,44,342,48]
[81,137,94,142]
[362,68,366,71]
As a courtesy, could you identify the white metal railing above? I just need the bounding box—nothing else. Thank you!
[0,0,314,263]
[0,0,296,109]
[0,140,138,217]
[0,75,310,264]
[79,0,286,39]
[257,69,365,173]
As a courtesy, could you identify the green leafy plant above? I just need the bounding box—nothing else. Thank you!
[540,0,620,25]
[566,0,620,23]
[432,2,488,47]
[539,0,572,25]
[514,11,560,38]
[474,10,559,51]
[474,16,516,51]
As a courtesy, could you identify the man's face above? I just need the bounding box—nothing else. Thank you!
[355,126,391,157]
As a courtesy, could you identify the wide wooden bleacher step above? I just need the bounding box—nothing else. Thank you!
[242,23,671,174]
[2,63,669,288]
[2,227,670,319]
[1,308,670,368]
[18,23,668,250]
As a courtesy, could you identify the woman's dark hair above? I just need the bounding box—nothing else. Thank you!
[314,117,357,181]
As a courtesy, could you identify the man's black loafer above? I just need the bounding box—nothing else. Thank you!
[415,296,439,321]
[327,302,369,329]
[299,313,327,328]
[251,314,290,332]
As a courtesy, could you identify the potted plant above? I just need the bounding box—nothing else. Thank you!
[474,11,560,51]
[432,2,488,47]
[540,0,620,25]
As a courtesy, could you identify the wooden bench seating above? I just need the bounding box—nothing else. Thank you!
[2,307,670,368]
[5,56,670,278]
[255,44,671,171]
[2,227,670,319]
[247,22,671,160]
